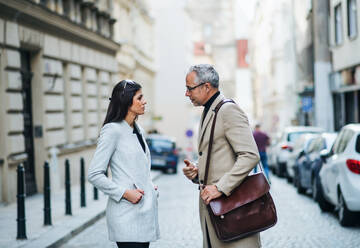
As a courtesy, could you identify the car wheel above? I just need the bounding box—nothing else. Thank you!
[277,162,285,177]
[312,177,318,201]
[338,191,356,227]
[315,176,334,212]
[172,167,177,174]
[286,168,292,183]
[295,170,306,194]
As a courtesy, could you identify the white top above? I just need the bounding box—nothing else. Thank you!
[88,121,160,242]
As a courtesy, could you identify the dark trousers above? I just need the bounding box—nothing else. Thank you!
[116,242,150,248]
[254,151,270,180]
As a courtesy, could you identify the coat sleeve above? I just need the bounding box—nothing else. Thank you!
[88,123,126,202]
[215,103,260,196]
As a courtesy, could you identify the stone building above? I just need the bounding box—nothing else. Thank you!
[0,0,156,203]
[329,0,360,130]
[113,0,156,130]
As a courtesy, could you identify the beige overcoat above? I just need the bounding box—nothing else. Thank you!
[196,94,261,248]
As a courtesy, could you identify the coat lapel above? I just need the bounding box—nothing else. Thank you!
[134,123,150,164]
[198,94,225,151]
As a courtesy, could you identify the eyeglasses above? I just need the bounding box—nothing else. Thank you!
[186,82,205,92]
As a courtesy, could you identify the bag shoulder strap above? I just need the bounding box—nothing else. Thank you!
[204,99,235,185]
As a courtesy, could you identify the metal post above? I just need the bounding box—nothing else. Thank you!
[80,157,86,207]
[16,163,27,239]
[65,159,72,215]
[44,161,52,225]
[93,186,98,200]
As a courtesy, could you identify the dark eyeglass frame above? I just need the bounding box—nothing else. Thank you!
[186,82,206,92]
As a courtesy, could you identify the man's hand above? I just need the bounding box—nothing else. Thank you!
[200,185,223,205]
[182,159,198,180]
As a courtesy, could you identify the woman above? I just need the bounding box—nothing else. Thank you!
[88,80,160,248]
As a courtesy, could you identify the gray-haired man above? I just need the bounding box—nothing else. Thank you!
[183,64,261,248]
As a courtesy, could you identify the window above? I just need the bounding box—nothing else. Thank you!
[356,135,360,153]
[335,129,354,154]
[40,0,49,6]
[347,0,358,38]
[63,0,71,18]
[335,4,343,45]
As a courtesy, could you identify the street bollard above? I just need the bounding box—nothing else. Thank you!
[65,159,72,215]
[80,157,86,207]
[16,163,27,240]
[93,186,98,200]
[44,161,52,225]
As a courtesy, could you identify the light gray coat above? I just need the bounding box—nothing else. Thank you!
[88,121,160,242]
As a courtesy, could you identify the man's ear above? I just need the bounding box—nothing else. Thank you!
[205,82,211,90]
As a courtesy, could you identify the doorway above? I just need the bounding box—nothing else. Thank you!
[20,51,37,196]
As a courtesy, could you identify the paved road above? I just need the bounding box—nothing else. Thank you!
[61,169,360,248]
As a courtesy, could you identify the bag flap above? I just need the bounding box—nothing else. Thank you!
[209,173,270,216]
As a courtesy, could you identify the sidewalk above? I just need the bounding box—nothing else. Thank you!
[0,170,163,248]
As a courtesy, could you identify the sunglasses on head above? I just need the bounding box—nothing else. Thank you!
[122,80,135,96]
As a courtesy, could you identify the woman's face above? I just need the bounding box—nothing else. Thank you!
[128,89,146,116]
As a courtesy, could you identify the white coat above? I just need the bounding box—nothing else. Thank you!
[88,121,160,242]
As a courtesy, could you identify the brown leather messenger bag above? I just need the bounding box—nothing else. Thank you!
[204,99,277,242]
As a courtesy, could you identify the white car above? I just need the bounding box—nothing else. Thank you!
[317,124,360,226]
[272,126,324,177]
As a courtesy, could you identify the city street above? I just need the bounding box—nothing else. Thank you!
[61,166,360,248]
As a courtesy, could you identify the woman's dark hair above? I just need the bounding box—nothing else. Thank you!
[103,80,142,126]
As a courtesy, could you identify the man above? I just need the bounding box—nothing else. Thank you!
[253,124,270,180]
[183,64,261,248]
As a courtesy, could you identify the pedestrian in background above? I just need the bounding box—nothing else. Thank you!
[253,123,270,180]
[88,80,160,248]
[182,64,261,248]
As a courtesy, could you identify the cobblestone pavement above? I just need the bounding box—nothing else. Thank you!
[61,170,360,248]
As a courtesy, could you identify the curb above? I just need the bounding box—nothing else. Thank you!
[49,211,106,248]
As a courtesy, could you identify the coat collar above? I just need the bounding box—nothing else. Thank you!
[198,93,225,150]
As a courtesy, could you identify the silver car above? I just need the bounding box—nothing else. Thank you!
[318,124,360,226]
[272,126,324,177]
[286,133,320,182]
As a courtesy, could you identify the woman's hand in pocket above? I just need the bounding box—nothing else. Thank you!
[123,189,144,204]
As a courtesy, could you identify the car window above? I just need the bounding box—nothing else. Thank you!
[308,137,323,153]
[324,135,337,150]
[335,129,354,154]
[293,135,306,150]
[287,131,319,143]
[332,130,344,154]
[307,138,317,153]
[355,134,360,154]
[148,139,174,150]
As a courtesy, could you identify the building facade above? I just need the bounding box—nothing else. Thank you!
[113,0,156,130]
[0,0,156,204]
[329,0,360,130]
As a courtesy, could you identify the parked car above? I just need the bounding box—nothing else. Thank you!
[272,126,324,177]
[316,124,360,226]
[146,134,179,174]
[294,132,337,194]
[286,133,320,182]
[268,133,280,173]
